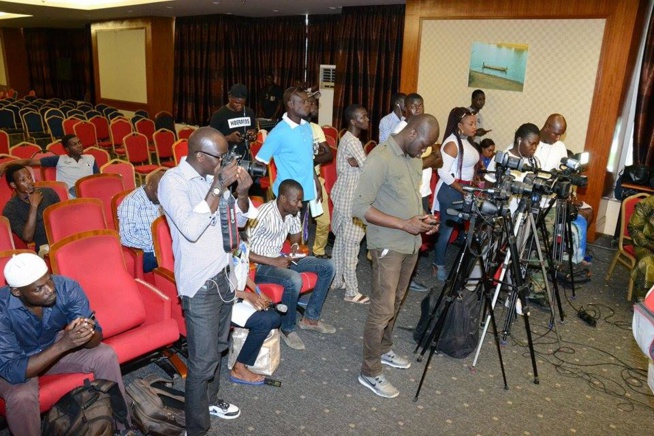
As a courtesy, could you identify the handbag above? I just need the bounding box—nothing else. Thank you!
[228,327,280,376]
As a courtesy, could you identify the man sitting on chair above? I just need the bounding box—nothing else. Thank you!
[0,253,129,435]
[249,179,336,351]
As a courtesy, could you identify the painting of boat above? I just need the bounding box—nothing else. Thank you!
[482,62,508,72]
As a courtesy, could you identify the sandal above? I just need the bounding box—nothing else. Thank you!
[344,293,370,304]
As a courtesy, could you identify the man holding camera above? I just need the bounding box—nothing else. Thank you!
[158,127,256,435]
[352,114,440,399]
[210,83,258,159]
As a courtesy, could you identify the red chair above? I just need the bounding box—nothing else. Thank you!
[0,155,16,212]
[73,120,98,149]
[9,142,41,159]
[109,118,132,156]
[0,249,92,419]
[0,130,9,154]
[43,198,144,280]
[172,139,188,165]
[84,146,110,169]
[101,159,136,190]
[88,116,113,151]
[320,145,338,223]
[177,126,196,140]
[46,141,66,155]
[152,128,176,167]
[364,140,377,155]
[0,216,15,250]
[74,173,125,230]
[62,117,82,135]
[135,117,156,146]
[49,230,181,366]
[111,189,135,232]
[606,193,650,300]
[34,180,69,201]
[123,132,159,184]
[322,125,338,147]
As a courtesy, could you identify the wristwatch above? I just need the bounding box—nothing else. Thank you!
[211,186,221,197]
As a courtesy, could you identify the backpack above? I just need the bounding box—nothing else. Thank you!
[126,375,185,436]
[42,378,129,436]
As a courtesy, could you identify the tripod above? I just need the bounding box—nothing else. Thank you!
[413,205,508,401]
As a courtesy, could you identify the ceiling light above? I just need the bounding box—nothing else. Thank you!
[0,1,173,11]
[0,11,32,19]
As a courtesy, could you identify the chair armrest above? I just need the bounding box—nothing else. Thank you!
[135,278,171,324]
[152,268,178,300]
[122,246,144,280]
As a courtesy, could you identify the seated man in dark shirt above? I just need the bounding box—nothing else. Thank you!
[209,83,257,158]
[0,253,129,435]
[2,164,60,252]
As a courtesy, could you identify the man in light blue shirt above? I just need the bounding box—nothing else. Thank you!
[378,92,405,143]
[158,127,256,435]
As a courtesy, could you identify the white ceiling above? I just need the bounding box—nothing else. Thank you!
[0,0,405,28]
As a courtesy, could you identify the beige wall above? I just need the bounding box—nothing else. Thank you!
[96,28,147,103]
[417,19,605,152]
[0,36,6,87]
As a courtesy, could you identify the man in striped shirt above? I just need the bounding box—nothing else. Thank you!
[249,179,336,351]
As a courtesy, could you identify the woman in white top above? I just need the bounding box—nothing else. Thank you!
[432,107,480,280]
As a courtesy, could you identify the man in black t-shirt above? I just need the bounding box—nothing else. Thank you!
[258,74,283,120]
[209,83,257,158]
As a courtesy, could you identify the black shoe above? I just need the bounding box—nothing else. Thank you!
[409,279,429,292]
[527,295,550,312]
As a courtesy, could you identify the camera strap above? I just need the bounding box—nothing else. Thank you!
[219,192,240,252]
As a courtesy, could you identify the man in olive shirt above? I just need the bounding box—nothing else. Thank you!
[352,114,440,398]
[628,194,654,300]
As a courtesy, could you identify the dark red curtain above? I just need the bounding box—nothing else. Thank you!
[634,11,654,167]
[332,5,405,140]
[306,14,340,87]
[23,28,92,101]
[173,15,306,126]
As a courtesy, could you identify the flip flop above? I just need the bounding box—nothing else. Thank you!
[229,374,265,386]
[344,293,370,304]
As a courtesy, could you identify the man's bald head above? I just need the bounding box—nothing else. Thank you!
[540,114,567,145]
[187,127,228,176]
[396,114,440,158]
[145,169,165,204]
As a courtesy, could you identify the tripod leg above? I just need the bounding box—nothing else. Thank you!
[537,212,566,322]
[565,219,577,298]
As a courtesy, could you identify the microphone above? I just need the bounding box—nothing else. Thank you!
[269,302,288,314]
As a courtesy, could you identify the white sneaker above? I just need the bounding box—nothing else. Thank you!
[208,400,240,420]
[381,350,411,369]
[358,373,399,398]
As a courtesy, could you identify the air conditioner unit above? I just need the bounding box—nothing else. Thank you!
[318,64,336,126]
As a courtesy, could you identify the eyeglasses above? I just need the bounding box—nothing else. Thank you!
[198,150,223,160]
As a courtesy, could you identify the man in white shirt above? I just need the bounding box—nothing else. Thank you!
[535,114,568,172]
[378,93,405,143]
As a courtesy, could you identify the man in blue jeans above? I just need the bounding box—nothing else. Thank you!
[249,179,336,350]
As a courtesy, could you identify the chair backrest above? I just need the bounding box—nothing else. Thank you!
[249,140,263,159]
[325,135,336,149]
[62,117,82,135]
[111,188,135,232]
[49,230,146,339]
[89,115,110,140]
[152,215,174,272]
[320,145,338,195]
[0,130,9,154]
[322,125,338,146]
[0,108,16,129]
[135,118,156,143]
[66,109,86,120]
[364,140,377,155]
[177,126,196,140]
[0,216,15,251]
[154,111,176,134]
[41,166,57,181]
[152,128,175,163]
[623,193,650,247]
[44,198,107,245]
[172,139,188,165]
[123,132,151,165]
[44,107,64,120]
[135,109,149,119]
[34,180,69,201]
[95,103,108,113]
[73,121,97,149]
[45,115,64,141]
[101,159,136,190]
[110,118,132,147]
[74,173,125,229]
[84,146,110,169]
[22,111,46,134]
[9,142,41,159]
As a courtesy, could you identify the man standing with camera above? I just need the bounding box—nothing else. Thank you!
[352,114,440,399]
[210,83,258,158]
[158,127,255,436]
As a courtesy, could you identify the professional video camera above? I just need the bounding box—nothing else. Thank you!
[221,146,268,178]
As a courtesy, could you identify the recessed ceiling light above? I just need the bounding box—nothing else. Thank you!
[272,9,278,12]
[0,11,32,19]
[1,1,173,11]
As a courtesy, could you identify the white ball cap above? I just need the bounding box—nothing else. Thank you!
[4,253,48,288]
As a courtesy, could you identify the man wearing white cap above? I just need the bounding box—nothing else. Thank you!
[0,253,128,435]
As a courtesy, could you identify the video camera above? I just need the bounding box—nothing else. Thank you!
[221,146,268,178]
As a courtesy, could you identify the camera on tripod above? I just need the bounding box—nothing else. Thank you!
[221,146,268,178]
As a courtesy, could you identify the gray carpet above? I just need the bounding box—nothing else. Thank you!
[128,235,654,435]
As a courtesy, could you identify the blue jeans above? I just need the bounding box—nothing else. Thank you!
[143,251,158,273]
[232,309,281,366]
[434,183,462,266]
[255,256,335,333]
[181,271,234,436]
